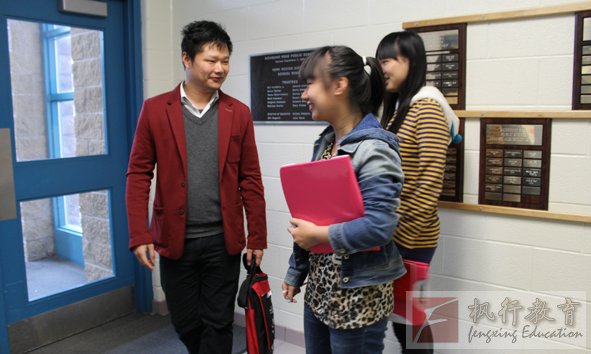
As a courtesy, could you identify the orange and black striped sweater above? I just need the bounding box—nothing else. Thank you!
[394,98,449,263]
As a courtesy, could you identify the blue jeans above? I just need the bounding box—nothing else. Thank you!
[304,304,389,354]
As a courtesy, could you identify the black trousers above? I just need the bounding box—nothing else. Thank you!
[160,235,241,354]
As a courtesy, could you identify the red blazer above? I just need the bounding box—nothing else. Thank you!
[126,84,267,260]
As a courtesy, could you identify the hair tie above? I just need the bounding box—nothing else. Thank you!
[362,56,371,75]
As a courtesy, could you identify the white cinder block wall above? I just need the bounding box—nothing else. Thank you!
[141,0,591,351]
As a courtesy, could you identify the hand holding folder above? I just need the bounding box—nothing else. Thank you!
[279,155,379,254]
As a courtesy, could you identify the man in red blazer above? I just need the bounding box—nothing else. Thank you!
[126,21,266,354]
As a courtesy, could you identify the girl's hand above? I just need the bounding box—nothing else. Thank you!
[281,282,301,303]
[287,218,329,250]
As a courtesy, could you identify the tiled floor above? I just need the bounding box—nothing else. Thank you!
[274,339,305,353]
[28,312,307,354]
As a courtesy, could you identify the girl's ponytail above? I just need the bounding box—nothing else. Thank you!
[364,56,385,115]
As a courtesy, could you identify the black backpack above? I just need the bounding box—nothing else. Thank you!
[237,254,275,354]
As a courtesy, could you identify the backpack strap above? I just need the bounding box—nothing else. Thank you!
[237,254,258,308]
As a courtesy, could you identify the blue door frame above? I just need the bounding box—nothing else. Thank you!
[0,1,150,352]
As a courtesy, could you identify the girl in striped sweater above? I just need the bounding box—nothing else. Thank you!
[376,31,460,353]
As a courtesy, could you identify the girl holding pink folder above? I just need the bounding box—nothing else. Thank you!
[282,46,406,354]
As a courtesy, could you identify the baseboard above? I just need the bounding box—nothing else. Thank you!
[8,287,134,353]
[234,311,305,348]
[152,299,168,316]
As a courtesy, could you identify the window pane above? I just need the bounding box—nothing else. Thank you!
[21,190,113,300]
[7,19,106,162]
[57,100,76,158]
[55,35,73,93]
[63,194,81,232]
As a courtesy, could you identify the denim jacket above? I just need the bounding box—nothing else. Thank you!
[284,114,406,289]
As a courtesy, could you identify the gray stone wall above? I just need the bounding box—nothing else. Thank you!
[8,20,49,162]
[79,191,112,281]
[71,28,112,281]
[8,20,55,261]
[71,28,105,157]
[20,199,55,262]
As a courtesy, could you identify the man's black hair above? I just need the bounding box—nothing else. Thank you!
[181,20,233,62]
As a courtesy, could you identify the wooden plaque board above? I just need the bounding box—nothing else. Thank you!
[479,118,552,210]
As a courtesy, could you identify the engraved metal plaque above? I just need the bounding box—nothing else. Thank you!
[485,192,502,201]
[484,192,503,200]
[427,72,442,80]
[503,185,521,194]
[504,150,523,158]
[443,54,459,62]
[442,80,458,88]
[442,71,458,79]
[503,194,521,203]
[524,169,541,177]
[444,173,456,180]
[443,63,459,71]
[503,167,522,176]
[523,177,542,187]
[445,164,456,172]
[485,184,502,192]
[442,88,459,97]
[420,30,459,51]
[427,55,441,63]
[584,17,591,41]
[486,149,503,157]
[486,124,543,146]
[486,166,503,175]
[523,159,542,168]
[523,186,541,195]
[523,150,542,159]
[503,176,522,185]
[504,158,523,167]
[486,175,502,184]
[486,158,503,166]
[0,129,17,221]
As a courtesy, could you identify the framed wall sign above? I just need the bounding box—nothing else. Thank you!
[250,49,319,124]
[414,24,466,109]
[573,11,591,109]
[479,118,551,210]
[440,118,465,202]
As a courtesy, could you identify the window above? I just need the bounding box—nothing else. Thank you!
[42,24,82,234]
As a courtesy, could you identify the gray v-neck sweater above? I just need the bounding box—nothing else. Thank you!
[182,103,224,238]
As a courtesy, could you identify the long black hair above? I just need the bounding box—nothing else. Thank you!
[375,31,426,133]
[299,46,385,116]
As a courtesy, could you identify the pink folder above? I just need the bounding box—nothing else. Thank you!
[392,260,430,325]
[280,155,378,253]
